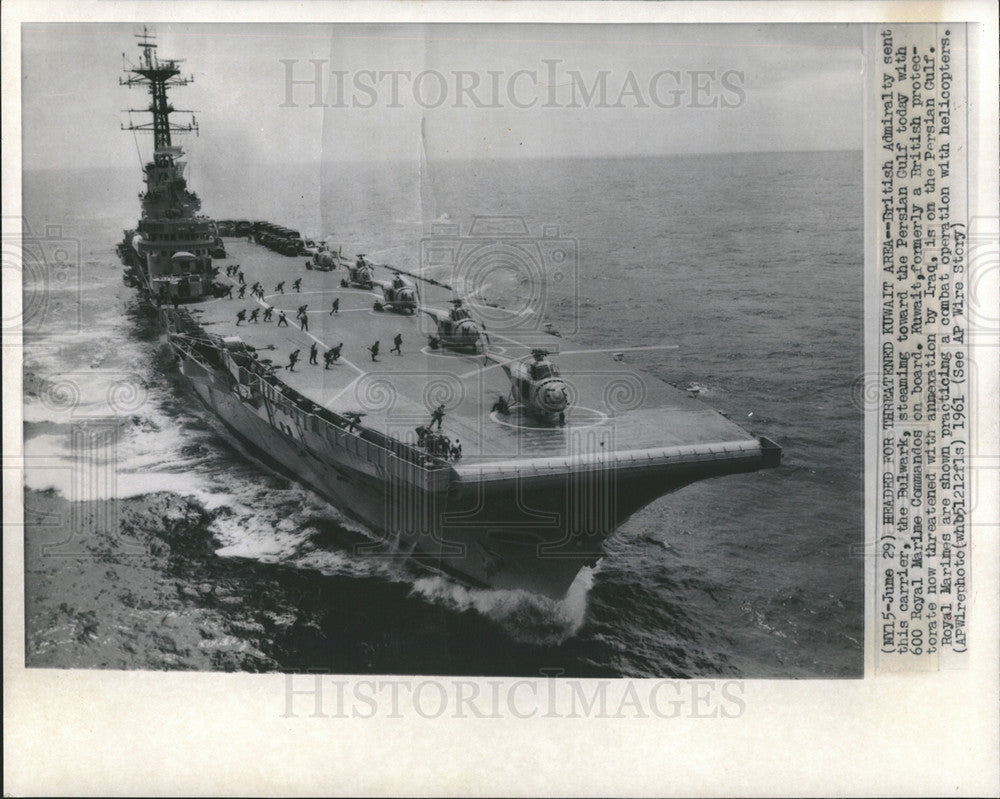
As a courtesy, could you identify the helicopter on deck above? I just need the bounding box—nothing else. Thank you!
[422,299,487,352]
[497,348,571,424]
[373,273,419,314]
[340,255,376,289]
[306,244,348,272]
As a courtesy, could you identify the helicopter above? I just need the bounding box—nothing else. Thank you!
[340,255,376,289]
[305,244,347,271]
[422,299,487,352]
[373,273,419,314]
[495,348,571,424]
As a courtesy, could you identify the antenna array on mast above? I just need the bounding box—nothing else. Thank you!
[120,26,198,163]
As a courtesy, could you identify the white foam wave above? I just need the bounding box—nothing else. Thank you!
[408,567,594,645]
[22,360,598,637]
[208,489,406,583]
[21,389,222,500]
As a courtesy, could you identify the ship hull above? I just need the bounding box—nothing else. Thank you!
[114,34,780,603]
[184,370,585,596]
[178,345,775,598]
[123,228,783,600]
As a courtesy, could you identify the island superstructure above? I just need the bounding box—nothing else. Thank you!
[117,29,223,302]
[117,31,782,599]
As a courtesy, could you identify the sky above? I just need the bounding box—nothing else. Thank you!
[21,23,863,171]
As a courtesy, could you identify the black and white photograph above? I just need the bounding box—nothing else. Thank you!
[5,2,998,797]
[19,20,862,678]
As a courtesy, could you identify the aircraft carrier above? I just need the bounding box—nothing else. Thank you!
[117,32,781,599]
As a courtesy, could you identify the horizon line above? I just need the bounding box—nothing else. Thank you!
[24,147,862,172]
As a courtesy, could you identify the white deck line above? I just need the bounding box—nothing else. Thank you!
[452,438,763,480]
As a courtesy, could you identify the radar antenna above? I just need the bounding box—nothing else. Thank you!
[120,26,198,165]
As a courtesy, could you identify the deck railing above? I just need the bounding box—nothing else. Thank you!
[172,330,450,476]
[246,370,446,472]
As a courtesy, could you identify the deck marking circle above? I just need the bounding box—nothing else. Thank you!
[489,405,607,430]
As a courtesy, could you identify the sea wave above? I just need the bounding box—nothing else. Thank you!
[408,567,594,646]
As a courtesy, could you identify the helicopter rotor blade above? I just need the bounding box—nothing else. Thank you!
[556,344,680,356]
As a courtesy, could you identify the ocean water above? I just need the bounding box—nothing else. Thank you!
[21,151,863,677]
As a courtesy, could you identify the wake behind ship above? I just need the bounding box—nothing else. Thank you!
[117,31,781,599]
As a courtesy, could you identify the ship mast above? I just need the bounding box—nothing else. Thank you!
[121,27,198,166]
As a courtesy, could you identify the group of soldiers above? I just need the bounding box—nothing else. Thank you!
[415,421,461,461]
[238,281,267,301]
[226,266,311,333]
[224,262,439,444]
[278,334,405,371]
[233,291,406,369]
[272,278,302,294]
[224,270,306,299]
[282,341,345,371]
[236,307,284,326]
[365,333,404,362]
